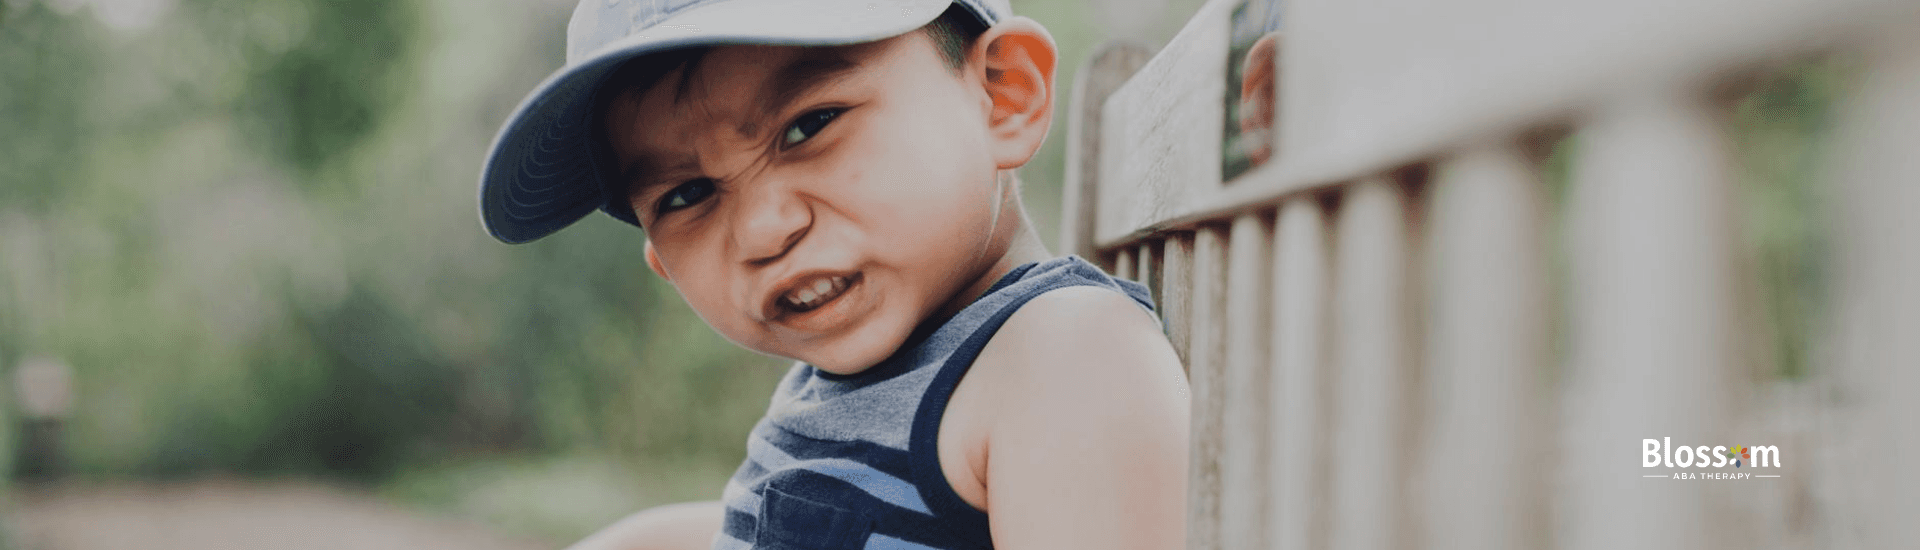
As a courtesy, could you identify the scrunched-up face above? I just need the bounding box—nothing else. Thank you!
[602,31,1027,375]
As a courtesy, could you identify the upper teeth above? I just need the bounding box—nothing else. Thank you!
[784,276,848,309]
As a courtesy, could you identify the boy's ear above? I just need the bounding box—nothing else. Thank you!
[644,239,671,281]
[972,17,1058,170]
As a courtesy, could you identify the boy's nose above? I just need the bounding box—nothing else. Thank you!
[734,183,811,266]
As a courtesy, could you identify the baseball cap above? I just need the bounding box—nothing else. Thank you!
[478,0,1012,244]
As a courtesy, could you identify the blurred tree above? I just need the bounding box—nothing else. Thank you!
[0,0,789,491]
[0,2,102,210]
[225,0,417,179]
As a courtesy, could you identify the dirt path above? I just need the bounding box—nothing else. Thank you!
[5,479,556,550]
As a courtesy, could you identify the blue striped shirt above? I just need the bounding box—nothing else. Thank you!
[712,256,1155,550]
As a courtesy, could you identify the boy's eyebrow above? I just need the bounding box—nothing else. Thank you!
[742,48,862,136]
[622,155,699,199]
[620,48,865,196]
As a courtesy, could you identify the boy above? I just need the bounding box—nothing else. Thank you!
[477,0,1188,548]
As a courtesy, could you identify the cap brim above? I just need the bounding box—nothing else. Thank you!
[479,0,969,244]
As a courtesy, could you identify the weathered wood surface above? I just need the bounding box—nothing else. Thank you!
[1094,0,1229,246]
[1093,0,1920,248]
[1158,234,1195,368]
[1068,1,1920,549]
[1185,226,1230,550]
[1559,89,1740,550]
[1279,0,1909,186]
[1218,213,1273,550]
[1266,197,1330,550]
[1136,241,1158,308]
[1421,144,1548,550]
[1826,17,1920,549]
[1326,178,1417,550]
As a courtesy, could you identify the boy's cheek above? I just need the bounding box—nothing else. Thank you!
[853,144,991,210]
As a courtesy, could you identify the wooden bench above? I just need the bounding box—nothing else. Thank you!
[1059,0,1920,548]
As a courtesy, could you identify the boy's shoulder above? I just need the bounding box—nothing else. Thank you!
[973,283,1183,397]
[949,256,1181,417]
[938,281,1188,544]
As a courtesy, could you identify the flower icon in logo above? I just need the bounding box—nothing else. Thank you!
[1727,445,1749,467]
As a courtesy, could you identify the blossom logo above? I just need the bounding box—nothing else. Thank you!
[1726,445,1749,468]
[1641,437,1781,479]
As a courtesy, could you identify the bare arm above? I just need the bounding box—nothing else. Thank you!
[976,286,1191,549]
[563,501,725,550]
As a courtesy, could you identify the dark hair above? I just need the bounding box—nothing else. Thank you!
[924,3,988,71]
[591,4,988,222]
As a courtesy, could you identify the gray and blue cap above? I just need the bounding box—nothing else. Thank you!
[479,0,1011,244]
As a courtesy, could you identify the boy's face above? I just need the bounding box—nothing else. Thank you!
[603,31,1018,374]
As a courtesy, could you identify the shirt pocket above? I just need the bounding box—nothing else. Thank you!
[756,482,875,550]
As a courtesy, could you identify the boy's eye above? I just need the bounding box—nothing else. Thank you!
[782,108,843,147]
[656,178,716,215]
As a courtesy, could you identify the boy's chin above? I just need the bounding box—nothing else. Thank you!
[768,305,927,375]
[780,327,916,376]
[797,342,897,376]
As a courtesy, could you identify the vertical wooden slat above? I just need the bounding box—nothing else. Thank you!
[1115,247,1137,280]
[1139,242,1160,313]
[1186,225,1230,550]
[1269,198,1333,550]
[1560,87,1739,550]
[1062,42,1154,258]
[1160,233,1196,367]
[1328,178,1418,550]
[1827,19,1920,550]
[1422,145,1549,550]
[1219,213,1274,550]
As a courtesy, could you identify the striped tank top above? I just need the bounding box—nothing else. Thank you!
[711,256,1155,550]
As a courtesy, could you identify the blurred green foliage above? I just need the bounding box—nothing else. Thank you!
[1529,60,1838,385]
[231,0,416,177]
[0,0,780,486]
[1727,59,1844,381]
[0,3,101,211]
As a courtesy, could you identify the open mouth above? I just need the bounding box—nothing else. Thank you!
[776,272,861,314]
